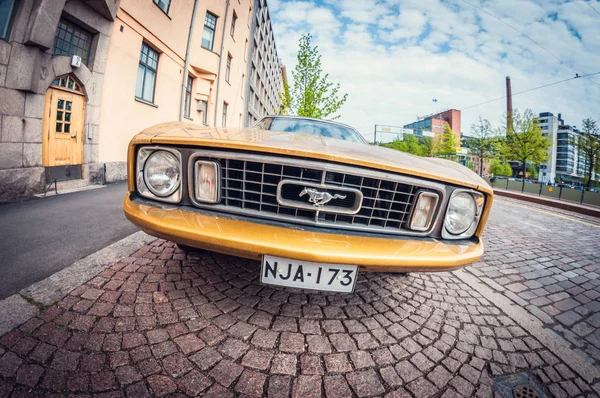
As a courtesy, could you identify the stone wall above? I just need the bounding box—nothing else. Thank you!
[0,0,120,202]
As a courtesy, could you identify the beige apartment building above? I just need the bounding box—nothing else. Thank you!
[0,0,284,202]
[99,0,285,180]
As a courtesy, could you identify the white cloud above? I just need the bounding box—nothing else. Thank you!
[270,0,600,140]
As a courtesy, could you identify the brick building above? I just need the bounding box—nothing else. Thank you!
[403,109,461,144]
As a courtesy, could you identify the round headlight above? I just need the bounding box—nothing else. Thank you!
[143,151,181,197]
[444,192,477,235]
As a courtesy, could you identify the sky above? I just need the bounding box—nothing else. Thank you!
[266,0,600,141]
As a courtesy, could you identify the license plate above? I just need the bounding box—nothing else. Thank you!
[261,255,358,293]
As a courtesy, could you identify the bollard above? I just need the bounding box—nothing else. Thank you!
[559,186,563,200]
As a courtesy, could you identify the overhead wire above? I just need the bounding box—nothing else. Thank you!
[460,71,600,111]
[457,0,600,107]
[585,0,600,15]
[459,0,579,75]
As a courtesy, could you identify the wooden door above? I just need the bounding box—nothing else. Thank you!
[42,86,85,167]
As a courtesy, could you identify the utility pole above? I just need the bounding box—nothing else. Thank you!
[506,76,513,132]
[373,125,377,145]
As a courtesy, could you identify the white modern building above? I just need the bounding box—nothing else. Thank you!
[537,112,587,184]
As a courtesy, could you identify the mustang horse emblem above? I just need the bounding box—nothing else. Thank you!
[299,187,346,207]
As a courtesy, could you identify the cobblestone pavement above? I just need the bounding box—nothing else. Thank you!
[469,198,600,368]
[0,197,599,397]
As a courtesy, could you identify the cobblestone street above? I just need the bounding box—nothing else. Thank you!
[0,197,599,397]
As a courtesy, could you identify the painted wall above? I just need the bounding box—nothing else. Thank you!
[99,0,255,164]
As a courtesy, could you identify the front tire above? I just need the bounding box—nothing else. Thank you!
[176,243,202,253]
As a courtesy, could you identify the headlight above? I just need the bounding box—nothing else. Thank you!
[137,147,182,203]
[443,190,484,239]
[144,151,181,197]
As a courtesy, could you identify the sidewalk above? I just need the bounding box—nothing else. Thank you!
[493,189,600,218]
[0,181,138,300]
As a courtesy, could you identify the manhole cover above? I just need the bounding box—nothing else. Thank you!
[493,372,546,398]
[513,384,541,398]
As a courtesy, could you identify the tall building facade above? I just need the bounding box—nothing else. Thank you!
[99,0,284,178]
[0,0,284,202]
[403,109,461,143]
[244,0,284,126]
[537,112,559,183]
[538,112,587,184]
[0,0,121,202]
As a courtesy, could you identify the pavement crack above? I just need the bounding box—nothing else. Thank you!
[18,293,46,311]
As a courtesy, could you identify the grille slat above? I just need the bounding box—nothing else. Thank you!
[203,157,435,235]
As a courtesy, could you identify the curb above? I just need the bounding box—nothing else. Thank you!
[0,231,156,336]
[493,189,600,218]
[454,269,599,384]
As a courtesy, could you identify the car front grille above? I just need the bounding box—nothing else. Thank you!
[190,152,443,236]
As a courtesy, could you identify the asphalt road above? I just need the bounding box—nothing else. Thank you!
[0,182,139,300]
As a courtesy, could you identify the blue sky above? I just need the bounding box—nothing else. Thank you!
[267,0,600,139]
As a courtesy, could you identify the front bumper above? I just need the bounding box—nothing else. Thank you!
[124,193,483,272]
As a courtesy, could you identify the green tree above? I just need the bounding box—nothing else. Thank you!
[468,116,498,176]
[502,162,513,176]
[528,165,538,179]
[572,118,600,188]
[279,73,291,115]
[435,124,459,155]
[499,109,551,180]
[381,135,433,157]
[290,34,347,119]
[490,160,512,177]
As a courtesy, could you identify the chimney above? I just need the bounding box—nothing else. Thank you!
[506,76,513,132]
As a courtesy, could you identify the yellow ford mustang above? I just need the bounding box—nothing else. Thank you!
[124,116,493,292]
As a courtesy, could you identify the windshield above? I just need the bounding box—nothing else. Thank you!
[253,117,367,144]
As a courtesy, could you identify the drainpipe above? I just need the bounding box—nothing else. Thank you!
[213,0,231,126]
[179,0,200,122]
[243,0,258,127]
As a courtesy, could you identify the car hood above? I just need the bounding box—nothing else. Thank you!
[133,122,492,194]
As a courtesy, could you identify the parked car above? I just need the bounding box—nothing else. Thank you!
[124,116,494,293]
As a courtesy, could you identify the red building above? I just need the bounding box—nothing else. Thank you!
[403,109,461,143]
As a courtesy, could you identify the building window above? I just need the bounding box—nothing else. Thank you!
[184,76,193,118]
[225,54,232,83]
[230,11,237,38]
[135,43,159,103]
[52,18,93,66]
[0,0,17,41]
[153,0,170,14]
[222,102,228,127]
[202,12,217,51]
[198,100,208,124]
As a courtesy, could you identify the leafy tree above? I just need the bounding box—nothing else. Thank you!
[381,135,433,157]
[468,117,498,176]
[528,165,538,179]
[435,124,459,155]
[573,118,600,188]
[499,109,551,180]
[279,73,291,115]
[490,160,512,176]
[290,34,347,119]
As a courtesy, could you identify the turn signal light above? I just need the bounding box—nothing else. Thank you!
[194,160,221,203]
[409,191,439,231]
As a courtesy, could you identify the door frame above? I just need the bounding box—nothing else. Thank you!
[42,75,86,177]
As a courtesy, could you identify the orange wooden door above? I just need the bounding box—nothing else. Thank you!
[42,88,85,167]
